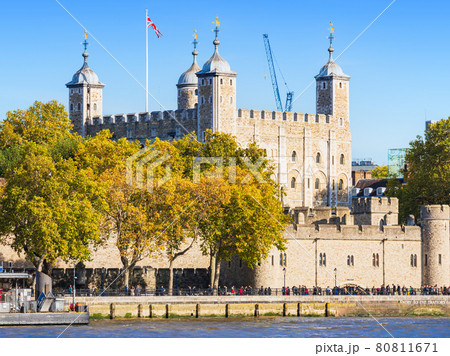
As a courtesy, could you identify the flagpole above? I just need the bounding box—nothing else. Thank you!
[145,9,149,112]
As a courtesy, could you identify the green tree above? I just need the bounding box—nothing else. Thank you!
[75,130,158,288]
[0,143,104,276]
[387,118,450,222]
[192,131,289,292]
[0,101,73,150]
[371,165,389,179]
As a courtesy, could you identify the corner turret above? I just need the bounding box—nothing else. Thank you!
[315,23,350,128]
[66,32,104,136]
[196,17,237,139]
[421,205,450,287]
[177,30,201,110]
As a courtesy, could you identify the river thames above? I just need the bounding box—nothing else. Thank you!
[0,317,449,338]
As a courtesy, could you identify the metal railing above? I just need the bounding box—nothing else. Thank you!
[52,286,450,297]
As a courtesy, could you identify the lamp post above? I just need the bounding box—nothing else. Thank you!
[283,267,286,290]
[334,268,337,295]
[101,267,105,297]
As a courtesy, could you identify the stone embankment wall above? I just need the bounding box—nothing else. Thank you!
[69,296,450,318]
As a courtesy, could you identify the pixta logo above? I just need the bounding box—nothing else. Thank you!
[126,147,171,192]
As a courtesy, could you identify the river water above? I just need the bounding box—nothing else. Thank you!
[0,317,449,338]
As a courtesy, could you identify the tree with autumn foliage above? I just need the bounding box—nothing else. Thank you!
[75,130,164,288]
[0,101,104,276]
[178,130,290,293]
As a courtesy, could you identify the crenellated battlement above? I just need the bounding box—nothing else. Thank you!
[237,108,333,125]
[86,108,199,126]
[352,197,399,214]
[420,205,450,220]
[286,223,421,241]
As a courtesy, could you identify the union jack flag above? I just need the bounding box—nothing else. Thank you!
[147,16,163,38]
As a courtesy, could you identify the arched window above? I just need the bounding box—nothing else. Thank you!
[340,154,345,165]
[93,103,97,111]
[351,255,354,266]
[339,82,342,89]
[372,253,376,267]
[323,253,326,266]
[410,254,414,267]
[316,152,321,163]
[283,253,287,267]
[77,103,81,111]
[195,89,198,95]
[220,78,223,85]
[414,254,417,267]
[280,253,283,266]
[319,253,323,266]
[290,177,296,189]
[376,253,380,267]
[339,118,343,126]
[70,103,73,111]
[347,256,351,266]
[315,178,320,190]
[230,79,233,85]
[338,179,344,191]
[291,151,297,162]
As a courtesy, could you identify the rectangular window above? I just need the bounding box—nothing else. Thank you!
[438,254,442,265]
[424,254,428,266]
[271,255,274,266]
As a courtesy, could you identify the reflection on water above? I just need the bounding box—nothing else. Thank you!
[0,317,449,338]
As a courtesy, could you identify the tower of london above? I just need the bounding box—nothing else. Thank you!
[66,29,352,211]
[0,27,443,290]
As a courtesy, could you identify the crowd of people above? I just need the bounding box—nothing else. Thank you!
[62,284,450,297]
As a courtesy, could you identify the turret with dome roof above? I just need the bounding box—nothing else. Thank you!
[66,35,104,136]
[196,18,237,137]
[177,30,201,110]
[315,24,350,124]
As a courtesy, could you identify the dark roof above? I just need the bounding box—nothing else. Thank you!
[353,178,403,197]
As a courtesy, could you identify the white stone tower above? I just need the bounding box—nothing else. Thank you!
[196,18,237,139]
[177,31,201,110]
[66,36,104,137]
[421,205,450,287]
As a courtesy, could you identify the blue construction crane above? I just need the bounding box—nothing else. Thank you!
[263,34,294,112]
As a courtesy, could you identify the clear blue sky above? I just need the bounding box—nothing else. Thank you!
[0,0,448,165]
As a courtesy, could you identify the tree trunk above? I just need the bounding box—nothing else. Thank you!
[32,258,44,295]
[168,260,174,296]
[121,256,130,289]
[213,257,221,295]
[128,259,138,290]
[209,251,216,287]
